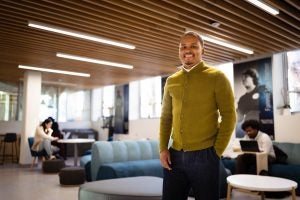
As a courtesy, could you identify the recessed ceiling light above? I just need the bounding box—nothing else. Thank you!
[211,21,221,28]
[18,65,90,77]
[28,21,136,49]
[56,53,134,69]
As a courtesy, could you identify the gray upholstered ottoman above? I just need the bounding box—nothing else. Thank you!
[59,167,85,185]
[42,159,65,173]
[79,176,162,200]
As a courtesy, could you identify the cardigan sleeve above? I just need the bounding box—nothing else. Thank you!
[159,82,173,152]
[214,72,236,156]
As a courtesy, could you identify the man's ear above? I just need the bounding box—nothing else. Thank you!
[202,48,204,54]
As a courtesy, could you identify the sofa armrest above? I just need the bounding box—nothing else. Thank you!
[80,155,92,182]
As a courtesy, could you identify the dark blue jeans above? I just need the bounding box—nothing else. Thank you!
[162,147,220,200]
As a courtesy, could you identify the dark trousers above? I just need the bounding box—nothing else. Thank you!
[235,153,275,174]
[162,147,220,200]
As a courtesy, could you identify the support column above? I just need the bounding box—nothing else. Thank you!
[19,71,41,165]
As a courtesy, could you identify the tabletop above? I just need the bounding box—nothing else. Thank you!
[227,174,298,191]
[58,138,95,144]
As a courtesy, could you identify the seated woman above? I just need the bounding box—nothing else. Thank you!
[31,118,59,160]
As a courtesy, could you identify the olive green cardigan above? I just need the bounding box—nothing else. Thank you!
[159,62,236,156]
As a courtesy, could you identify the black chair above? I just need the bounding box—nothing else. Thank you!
[0,133,18,164]
[28,137,48,167]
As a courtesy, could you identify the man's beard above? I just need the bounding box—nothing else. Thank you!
[184,60,194,67]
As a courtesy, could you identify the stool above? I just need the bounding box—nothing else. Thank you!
[79,176,162,200]
[59,167,85,185]
[42,159,65,173]
[0,133,18,164]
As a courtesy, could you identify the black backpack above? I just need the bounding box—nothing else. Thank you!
[273,145,288,164]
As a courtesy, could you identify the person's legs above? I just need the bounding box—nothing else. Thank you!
[235,153,256,174]
[162,148,190,200]
[39,139,59,157]
[187,147,220,200]
[51,145,60,154]
[38,139,52,155]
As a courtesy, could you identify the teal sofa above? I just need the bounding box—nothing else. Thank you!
[84,140,162,182]
[222,142,300,195]
[80,139,230,198]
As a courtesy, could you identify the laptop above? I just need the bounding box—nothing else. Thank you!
[239,140,261,152]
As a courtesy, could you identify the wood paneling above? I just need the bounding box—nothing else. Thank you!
[0,0,299,88]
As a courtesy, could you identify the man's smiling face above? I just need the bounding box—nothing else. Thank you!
[179,35,203,69]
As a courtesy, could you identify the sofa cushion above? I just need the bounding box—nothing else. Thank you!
[273,145,288,164]
[273,142,300,165]
[269,164,300,195]
[91,140,160,181]
[96,159,163,180]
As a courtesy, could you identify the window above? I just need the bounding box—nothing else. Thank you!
[286,49,300,112]
[129,81,139,120]
[0,82,19,121]
[215,62,234,88]
[102,85,115,117]
[58,87,91,121]
[91,88,103,121]
[139,76,162,118]
[39,85,57,121]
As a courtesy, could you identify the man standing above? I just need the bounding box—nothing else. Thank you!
[159,31,236,200]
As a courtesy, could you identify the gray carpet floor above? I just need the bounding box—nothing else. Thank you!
[0,159,298,200]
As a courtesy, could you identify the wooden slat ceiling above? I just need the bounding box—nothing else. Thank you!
[0,0,299,89]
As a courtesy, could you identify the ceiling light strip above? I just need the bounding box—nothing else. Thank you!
[28,21,135,50]
[18,65,90,77]
[56,53,134,69]
[201,35,254,54]
[245,0,279,15]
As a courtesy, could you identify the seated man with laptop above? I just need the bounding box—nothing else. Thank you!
[236,119,276,174]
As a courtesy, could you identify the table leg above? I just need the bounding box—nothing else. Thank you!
[291,188,296,200]
[256,153,268,174]
[260,191,265,200]
[74,143,78,166]
[226,183,232,200]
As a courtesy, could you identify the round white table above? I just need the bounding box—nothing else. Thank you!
[227,174,298,200]
[58,138,95,166]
